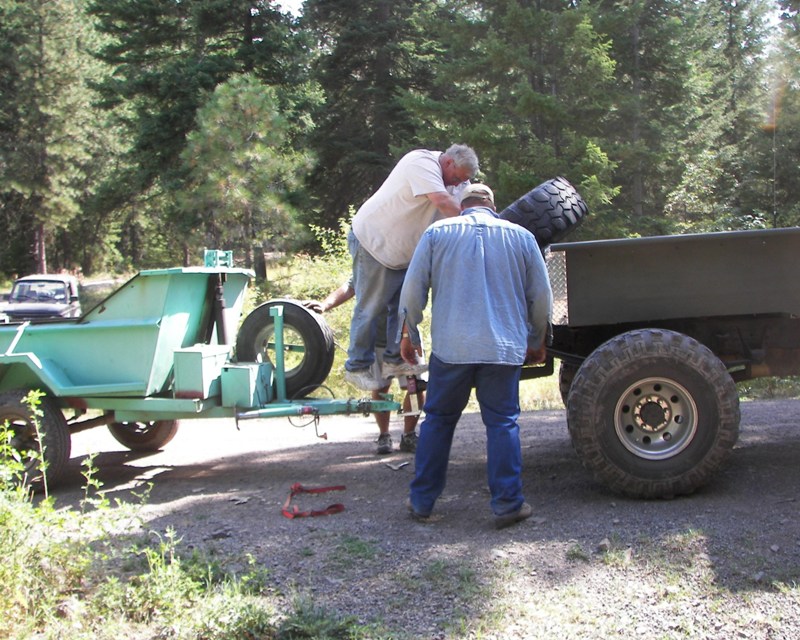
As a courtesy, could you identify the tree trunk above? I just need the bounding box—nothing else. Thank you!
[34,222,47,273]
[631,17,644,218]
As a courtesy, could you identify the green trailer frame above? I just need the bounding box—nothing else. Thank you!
[0,251,398,485]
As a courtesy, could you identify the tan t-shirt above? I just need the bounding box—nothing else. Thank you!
[352,149,459,270]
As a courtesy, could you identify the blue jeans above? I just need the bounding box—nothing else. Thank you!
[345,231,406,371]
[409,354,525,517]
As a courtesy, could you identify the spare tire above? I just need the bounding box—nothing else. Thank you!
[499,176,588,248]
[236,299,335,398]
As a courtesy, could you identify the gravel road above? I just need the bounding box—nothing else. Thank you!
[57,399,800,639]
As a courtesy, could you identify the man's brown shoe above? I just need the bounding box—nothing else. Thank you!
[495,502,533,529]
[406,498,433,522]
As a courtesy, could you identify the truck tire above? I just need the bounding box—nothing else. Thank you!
[566,329,739,499]
[558,361,579,407]
[499,176,588,248]
[236,299,335,397]
[108,420,179,451]
[0,390,70,488]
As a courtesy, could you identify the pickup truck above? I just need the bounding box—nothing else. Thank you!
[3,274,81,322]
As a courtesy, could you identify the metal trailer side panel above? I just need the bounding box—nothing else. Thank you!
[0,268,253,398]
[551,227,800,327]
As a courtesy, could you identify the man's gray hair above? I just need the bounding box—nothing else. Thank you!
[445,143,479,177]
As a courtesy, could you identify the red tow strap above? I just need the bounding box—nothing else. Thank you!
[281,482,346,519]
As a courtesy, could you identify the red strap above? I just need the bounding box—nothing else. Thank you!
[281,482,346,519]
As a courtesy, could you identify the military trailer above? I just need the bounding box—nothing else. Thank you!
[526,227,800,498]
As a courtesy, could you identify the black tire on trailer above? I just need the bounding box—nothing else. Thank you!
[108,420,179,452]
[567,329,740,499]
[559,361,579,408]
[0,389,71,488]
[235,299,335,397]
[499,176,588,249]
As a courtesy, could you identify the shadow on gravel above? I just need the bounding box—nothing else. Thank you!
[51,399,800,636]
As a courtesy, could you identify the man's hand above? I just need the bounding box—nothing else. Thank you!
[524,345,547,365]
[426,191,461,217]
[301,300,324,314]
[400,336,423,364]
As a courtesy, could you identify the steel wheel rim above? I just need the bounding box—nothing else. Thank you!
[614,377,698,460]
[3,411,42,473]
[6,415,35,449]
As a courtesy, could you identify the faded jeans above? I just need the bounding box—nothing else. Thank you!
[345,230,406,372]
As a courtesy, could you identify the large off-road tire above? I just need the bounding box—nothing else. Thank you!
[558,361,579,408]
[499,176,588,248]
[0,390,71,488]
[108,420,179,452]
[567,329,740,499]
[235,299,335,397]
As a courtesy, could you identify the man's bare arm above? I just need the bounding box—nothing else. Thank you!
[426,191,461,217]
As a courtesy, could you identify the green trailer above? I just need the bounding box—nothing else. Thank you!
[1,251,398,486]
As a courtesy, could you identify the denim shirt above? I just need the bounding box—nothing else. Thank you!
[399,207,553,365]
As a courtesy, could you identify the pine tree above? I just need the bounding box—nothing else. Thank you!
[663,0,773,231]
[590,0,703,234]
[404,1,619,233]
[756,14,800,228]
[0,0,113,274]
[88,0,309,261]
[302,0,442,229]
[178,75,311,267]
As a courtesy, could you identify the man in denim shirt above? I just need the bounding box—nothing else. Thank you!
[398,183,553,529]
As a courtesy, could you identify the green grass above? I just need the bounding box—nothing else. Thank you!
[328,534,378,569]
[0,395,364,640]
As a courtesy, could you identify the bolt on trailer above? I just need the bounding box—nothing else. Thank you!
[0,250,398,487]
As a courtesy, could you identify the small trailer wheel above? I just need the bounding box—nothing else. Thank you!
[0,389,71,488]
[108,420,179,452]
[235,299,335,397]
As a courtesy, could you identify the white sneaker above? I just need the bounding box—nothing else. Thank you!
[381,359,428,378]
[344,368,384,391]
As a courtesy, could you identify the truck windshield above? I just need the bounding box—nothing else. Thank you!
[10,281,69,303]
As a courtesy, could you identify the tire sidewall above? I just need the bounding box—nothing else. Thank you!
[0,389,71,487]
[499,177,588,248]
[108,420,179,452]
[236,299,334,397]
[558,361,579,408]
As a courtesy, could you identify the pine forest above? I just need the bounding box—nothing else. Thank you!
[1,0,799,276]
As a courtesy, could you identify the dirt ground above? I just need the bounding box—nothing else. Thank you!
[55,398,800,639]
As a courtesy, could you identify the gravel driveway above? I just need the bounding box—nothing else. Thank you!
[58,399,800,639]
